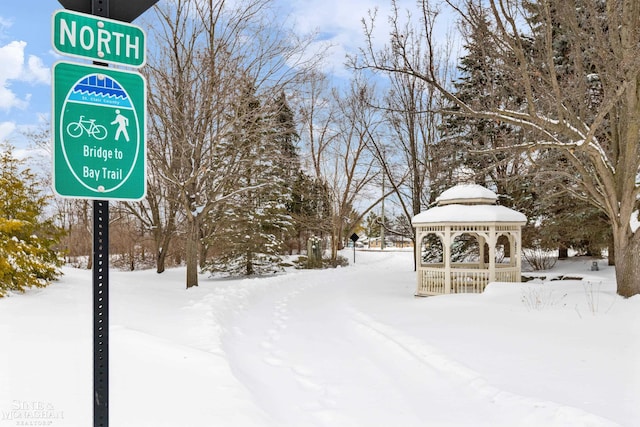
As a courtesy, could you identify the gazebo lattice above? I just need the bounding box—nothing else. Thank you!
[412,184,527,296]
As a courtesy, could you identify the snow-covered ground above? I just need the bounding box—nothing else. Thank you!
[1,250,639,427]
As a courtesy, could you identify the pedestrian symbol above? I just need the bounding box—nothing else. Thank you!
[111,109,130,142]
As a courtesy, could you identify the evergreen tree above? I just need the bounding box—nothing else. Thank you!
[364,212,381,240]
[286,171,332,254]
[520,0,612,258]
[272,91,300,179]
[523,149,612,259]
[442,5,527,189]
[206,80,294,275]
[0,145,63,296]
[271,91,306,254]
[443,1,609,258]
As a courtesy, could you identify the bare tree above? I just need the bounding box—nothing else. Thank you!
[359,4,459,269]
[296,70,339,179]
[121,166,183,273]
[292,72,338,250]
[326,79,386,260]
[144,0,320,287]
[353,0,640,297]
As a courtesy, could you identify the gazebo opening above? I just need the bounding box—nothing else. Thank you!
[451,233,480,263]
[496,234,512,263]
[420,234,443,264]
[412,184,527,296]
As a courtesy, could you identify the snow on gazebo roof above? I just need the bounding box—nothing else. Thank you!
[436,183,497,205]
[412,204,527,224]
[412,184,526,225]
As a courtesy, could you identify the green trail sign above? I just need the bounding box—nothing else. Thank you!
[53,61,146,200]
[52,9,145,67]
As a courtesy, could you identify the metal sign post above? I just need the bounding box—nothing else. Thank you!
[52,1,156,426]
[350,233,359,264]
[93,199,109,427]
[91,6,110,427]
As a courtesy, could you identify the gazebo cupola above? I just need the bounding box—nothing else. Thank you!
[412,184,527,296]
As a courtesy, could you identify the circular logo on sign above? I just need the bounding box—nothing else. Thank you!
[60,73,140,193]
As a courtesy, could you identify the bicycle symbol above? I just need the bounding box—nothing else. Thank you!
[66,116,108,140]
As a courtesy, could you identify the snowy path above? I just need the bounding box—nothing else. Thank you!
[223,281,499,427]
[218,253,622,427]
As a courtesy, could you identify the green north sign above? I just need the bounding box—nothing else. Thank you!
[52,9,145,67]
[53,61,146,200]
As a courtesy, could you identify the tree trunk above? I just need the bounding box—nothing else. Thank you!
[156,247,167,274]
[330,233,339,263]
[155,225,176,273]
[558,245,568,260]
[186,217,199,288]
[608,237,615,266]
[199,241,208,269]
[330,221,343,263]
[246,250,254,276]
[614,232,640,298]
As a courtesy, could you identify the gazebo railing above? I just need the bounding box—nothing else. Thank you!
[417,265,521,296]
[451,268,489,293]
[418,268,446,295]
[420,262,515,269]
[495,268,520,282]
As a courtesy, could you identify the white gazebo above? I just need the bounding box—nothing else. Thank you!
[412,184,527,296]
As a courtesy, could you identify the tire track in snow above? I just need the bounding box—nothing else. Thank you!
[347,309,621,427]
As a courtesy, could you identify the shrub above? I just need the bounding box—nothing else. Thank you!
[0,145,63,296]
[522,247,557,271]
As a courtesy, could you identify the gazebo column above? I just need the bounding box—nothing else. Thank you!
[488,226,497,283]
[478,234,486,269]
[415,229,423,294]
[516,230,522,277]
[444,225,452,294]
[509,233,516,267]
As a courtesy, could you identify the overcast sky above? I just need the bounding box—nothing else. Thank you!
[0,0,453,148]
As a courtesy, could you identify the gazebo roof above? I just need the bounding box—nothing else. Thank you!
[412,184,527,225]
[412,204,527,224]
[436,184,498,205]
